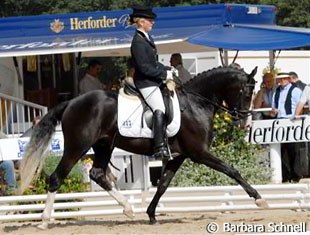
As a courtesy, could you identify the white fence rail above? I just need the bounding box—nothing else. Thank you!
[0,92,47,136]
[0,184,309,222]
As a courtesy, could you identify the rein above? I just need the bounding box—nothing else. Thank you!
[177,80,254,120]
[186,89,249,120]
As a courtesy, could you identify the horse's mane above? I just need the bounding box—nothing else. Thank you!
[185,66,248,92]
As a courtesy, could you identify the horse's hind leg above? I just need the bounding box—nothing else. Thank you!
[89,143,134,219]
[38,191,56,230]
[194,151,268,208]
[38,149,83,229]
[147,156,185,224]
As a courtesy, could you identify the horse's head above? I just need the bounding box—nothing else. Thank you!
[186,66,257,127]
[223,66,257,126]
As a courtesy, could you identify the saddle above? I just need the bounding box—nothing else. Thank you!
[118,77,181,138]
[123,77,174,129]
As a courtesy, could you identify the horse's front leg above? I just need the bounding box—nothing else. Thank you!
[89,166,134,219]
[147,156,185,224]
[193,150,269,208]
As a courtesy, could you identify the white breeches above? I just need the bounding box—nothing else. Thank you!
[139,86,166,113]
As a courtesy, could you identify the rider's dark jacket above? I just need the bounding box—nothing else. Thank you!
[130,30,167,89]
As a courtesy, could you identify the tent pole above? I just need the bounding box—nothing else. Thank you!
[37,55,42,90]
[223,49,229,66]
[73,52,81,97]
[52,54,56,89]
[269,50,275,71]
[13,57,22,85]
[219,48,228,66]
[14,57,24,99]
[231,50,239,64]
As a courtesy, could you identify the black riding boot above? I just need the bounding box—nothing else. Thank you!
[153,110,169,160]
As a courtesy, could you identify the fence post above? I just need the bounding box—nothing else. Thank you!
[269,143,282,183]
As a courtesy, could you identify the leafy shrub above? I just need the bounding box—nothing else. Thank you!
[23,155,89,195]
[171,112,271,186]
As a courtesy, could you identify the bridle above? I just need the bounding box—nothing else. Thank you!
[232,82,256,119]
[181,80,255,121]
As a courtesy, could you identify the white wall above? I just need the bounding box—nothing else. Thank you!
[0,57,19,97]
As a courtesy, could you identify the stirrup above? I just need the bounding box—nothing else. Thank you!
[154,146,171,161]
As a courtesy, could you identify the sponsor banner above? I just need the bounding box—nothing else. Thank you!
[0,132,132,161]
[0,132,91,161]
[248,117,310,144]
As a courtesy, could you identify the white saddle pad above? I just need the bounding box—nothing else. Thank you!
[118,88,181,138]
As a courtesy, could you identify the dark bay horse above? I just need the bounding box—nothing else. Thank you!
[19,66,267,228]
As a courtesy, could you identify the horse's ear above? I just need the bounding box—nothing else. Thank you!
[249,66,258,77]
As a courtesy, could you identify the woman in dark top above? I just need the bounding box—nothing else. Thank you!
[130,6,173,159]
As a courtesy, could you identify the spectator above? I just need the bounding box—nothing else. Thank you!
[252,72,276,120]
[272,72,302,182]
[79,59,106,94]
[271,72,302,118]
[126,57,135,79]
[293,73,310,181]
[289,71,306,91]
[170,53,192,84]
[120,58,135,87]
[291,71,308,115]
[295,85,310,115]
[0,160,16,195]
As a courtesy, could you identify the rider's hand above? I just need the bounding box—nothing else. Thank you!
[171,67,179,78]
[166,70,173,80]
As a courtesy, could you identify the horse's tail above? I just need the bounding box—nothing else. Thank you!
[19,101,69,194]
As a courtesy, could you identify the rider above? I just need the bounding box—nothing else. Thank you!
[129,5,173,160]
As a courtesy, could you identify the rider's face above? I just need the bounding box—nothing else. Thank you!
[140,18,154,32]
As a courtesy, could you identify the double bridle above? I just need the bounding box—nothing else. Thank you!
[232,82,256,119]
[183,81,255,121]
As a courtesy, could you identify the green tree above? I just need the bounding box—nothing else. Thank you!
[259,0,310,27]
[1,0,309,29]
[0,0,52,16]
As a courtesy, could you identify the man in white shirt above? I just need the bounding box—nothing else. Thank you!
[271,73,302,118]
[271,72,302,182]
[79,60,106,94]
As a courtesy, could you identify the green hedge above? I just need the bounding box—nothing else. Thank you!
[23,155,89,195]
[171,112,271,187]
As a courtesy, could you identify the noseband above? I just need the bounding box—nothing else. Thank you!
[232,82,256,120]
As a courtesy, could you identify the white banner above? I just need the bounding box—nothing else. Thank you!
[0,131,133,161]
[0,132,67,161]
[248,116,310,144]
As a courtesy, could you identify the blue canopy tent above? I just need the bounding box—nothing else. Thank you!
[0,3,309,58]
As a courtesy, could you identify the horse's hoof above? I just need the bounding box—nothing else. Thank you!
[149,219,159,225]
[37,221,48,230]
[123,206,135,219]
[255,198,269,208]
